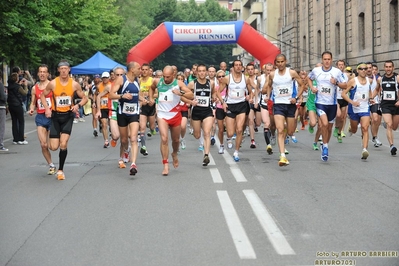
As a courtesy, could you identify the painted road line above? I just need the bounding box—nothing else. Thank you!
[210,168,223,183]
[214,137,248,182]
[217,190,256,259]
[243,189,295,255]
[208,153,215,166]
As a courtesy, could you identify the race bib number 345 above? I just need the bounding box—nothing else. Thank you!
[123,102,139,115]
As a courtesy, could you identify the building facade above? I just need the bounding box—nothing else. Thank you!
[278,0,399,71]
[232,0,280,66]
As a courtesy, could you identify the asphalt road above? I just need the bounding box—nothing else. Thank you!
[1,114,398,266]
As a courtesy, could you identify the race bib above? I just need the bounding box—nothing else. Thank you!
[37,98,51,110]
[100,97,108,108]
[230,88,244,99]
[355,92,367,102]
[159,90,174,102]
[56,96,71,107]
[383,91,395,100]
[123,102,139,115]
[276,86,290,97]
[196,96,209,107]
[320,86,333,96]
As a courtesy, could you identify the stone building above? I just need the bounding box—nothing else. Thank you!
[278,0,399,71]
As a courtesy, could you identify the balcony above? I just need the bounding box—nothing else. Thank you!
[232,2,241,12]
[242,0,250,8]
[245,14,257,25]
[250,2,263,15]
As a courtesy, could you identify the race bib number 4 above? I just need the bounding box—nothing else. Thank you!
[196,96,209,107]
[56,96,71,107]
[123,102,139,115]
[383,91,395,100]
[159,90,174,102]
[37,98,51,110]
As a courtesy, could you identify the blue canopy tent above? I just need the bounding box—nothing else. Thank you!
[71,51,126,74]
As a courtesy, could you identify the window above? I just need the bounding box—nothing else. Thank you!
[391,0,398,43]
[359,13,365,50]
[335,22,341,55]
[317,30,321,55]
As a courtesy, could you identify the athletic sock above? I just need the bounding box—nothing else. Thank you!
[263,128,270,145]
[59,149,67,171]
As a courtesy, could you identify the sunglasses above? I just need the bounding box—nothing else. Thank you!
[115,74,124,76]
[217,75,225,78]
[357,68,367,71]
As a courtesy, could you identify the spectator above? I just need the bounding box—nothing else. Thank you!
[0,70,8,151]
[7,72,28,144]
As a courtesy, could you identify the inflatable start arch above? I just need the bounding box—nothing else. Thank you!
[126,20,280,67]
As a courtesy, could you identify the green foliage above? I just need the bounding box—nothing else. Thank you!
[0,0,235,73]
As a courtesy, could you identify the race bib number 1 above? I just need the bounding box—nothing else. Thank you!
[230,88,244,99]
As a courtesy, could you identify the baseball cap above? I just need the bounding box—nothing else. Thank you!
[345,66,352,72]
[94,74,100,78]
[101,71,110,78]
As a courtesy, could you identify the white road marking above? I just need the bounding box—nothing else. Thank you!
[217,190,256,259]
[214,137,248,182]
[210,168,223,183]
[243,189,296,255]
[208,152,215,166]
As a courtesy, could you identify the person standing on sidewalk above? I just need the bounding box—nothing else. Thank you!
[0,70,8,152]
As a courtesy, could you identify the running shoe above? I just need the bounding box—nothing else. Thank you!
[0,147,9,152]
[361,149,369,160]
[180,139,186,150]
[57,171,65,180]
[295,128,299,133]
[321,146,329,161]
[308,126,314,134]
[198,145,204,151]
[291,136,298,143]
[17,140,28,145]
[337,135,342,143]
[118,160,126,168]
[140,146,148,156]
[130,163,138,175]
[390,146,397,156]
[13,141,18,145]
[254,127,258,132]
[285,149,289,154]
[93,130,98,137]
[227,140,233,149]
[278,156,289,167]
[341,132,346,137]
[333,128,339,137]
[233,151,240,162]
[202,155,210,166]
[189,128,194,135]
[266,144,273,155]
[48,166,56,175]
[372,138,382,147]
[232,133,236,140]
[104,140,109,148]
[151,129,157,135]
[111,139,117,147]
[284,137,289,145]
[250,140,256,149]
[211,137,216,146]
[218,145,224,154]
[312,143,319,151]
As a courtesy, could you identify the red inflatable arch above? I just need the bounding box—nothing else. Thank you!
[127,21,280,67]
